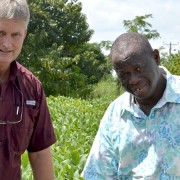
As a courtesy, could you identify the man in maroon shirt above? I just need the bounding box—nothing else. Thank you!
[0,0,56,179]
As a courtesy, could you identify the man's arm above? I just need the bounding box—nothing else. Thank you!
[28,147,54,180]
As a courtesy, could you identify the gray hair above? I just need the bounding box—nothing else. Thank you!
[0,0,30,28]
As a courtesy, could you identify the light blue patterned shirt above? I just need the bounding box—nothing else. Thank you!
[82,67,180,180]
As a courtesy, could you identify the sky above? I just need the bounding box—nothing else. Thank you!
[79,0,180,54]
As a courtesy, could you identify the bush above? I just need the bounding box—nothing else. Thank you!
[90,74,124,99]
[162,52,180,75]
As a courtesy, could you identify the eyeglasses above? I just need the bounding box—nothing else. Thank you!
[0,83,24,124]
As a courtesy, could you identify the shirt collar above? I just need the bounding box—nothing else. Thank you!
[9,61,19,83]
[158,66,180,105]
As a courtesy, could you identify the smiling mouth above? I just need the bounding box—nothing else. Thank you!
[133,85,146,94]
[135,88,142,92]
[0,49,12,53]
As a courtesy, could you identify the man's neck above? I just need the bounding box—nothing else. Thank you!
[135,74,167,115]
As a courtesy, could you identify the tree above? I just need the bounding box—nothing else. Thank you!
[19,0,98,97]
[57,42,111,99]
[123,14,160,40]
[97,14,160,55]
[78,43,110,84]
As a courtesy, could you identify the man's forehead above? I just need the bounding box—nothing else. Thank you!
[0,18,26,32]
[112,50,147,67]
[112,49,137,62]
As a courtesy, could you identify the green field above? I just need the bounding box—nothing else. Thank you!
[21,95,115,179]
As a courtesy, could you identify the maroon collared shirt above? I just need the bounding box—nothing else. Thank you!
[0,61,56,179]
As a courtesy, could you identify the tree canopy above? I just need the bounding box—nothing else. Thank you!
[123,14,160,40]
[19,0,110,98]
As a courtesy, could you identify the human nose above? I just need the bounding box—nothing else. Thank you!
[129,72,140,84]
[2,36,12,48]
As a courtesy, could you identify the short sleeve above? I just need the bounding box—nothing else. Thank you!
[27,84,56,152]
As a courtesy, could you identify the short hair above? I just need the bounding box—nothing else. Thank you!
[0,0,30,28]
[110,32,153,60]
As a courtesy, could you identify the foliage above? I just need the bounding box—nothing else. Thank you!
[90,74,124,99]
[21,95,116,179]
[19,0,111,97]
[123,14,160,40]
[99,40,113,51]
[162,52,180,75]
[78,43,111,84]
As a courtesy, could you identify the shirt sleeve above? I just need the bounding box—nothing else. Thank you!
[81,105,119,180]
[27,83,56,152]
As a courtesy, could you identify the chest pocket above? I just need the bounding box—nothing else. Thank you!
[11,102,40,154]
[11,98,39,153]
[10,78,40,153]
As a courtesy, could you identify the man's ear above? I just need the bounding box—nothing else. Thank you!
[153,49,160,65]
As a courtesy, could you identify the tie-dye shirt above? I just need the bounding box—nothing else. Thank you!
[81,67,180,180]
